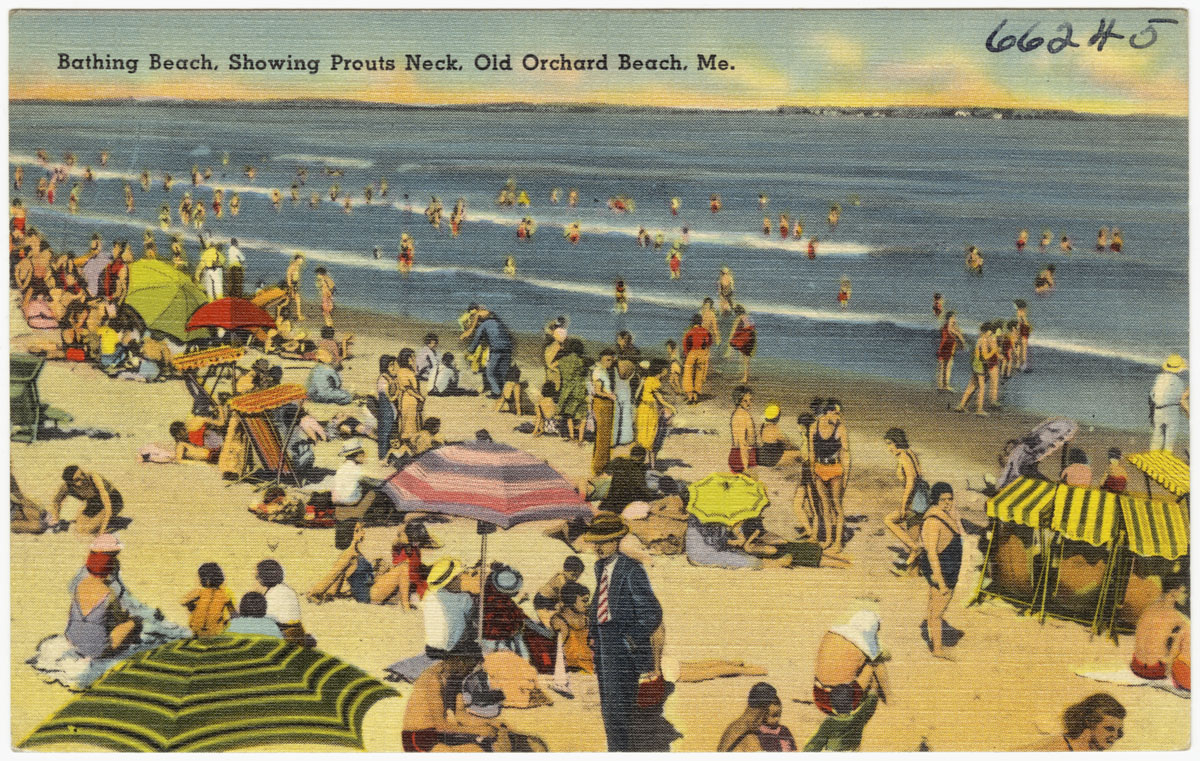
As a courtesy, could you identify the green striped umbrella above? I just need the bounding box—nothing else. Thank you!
[20,634,397,752]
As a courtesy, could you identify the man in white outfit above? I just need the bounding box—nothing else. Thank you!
[1150,354,1189,453]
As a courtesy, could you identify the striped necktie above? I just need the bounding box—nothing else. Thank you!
[596,563,612,624]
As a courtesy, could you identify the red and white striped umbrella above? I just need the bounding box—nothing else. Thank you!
[381,440,591,529]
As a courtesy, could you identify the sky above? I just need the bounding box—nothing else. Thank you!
[8,9,1189,115]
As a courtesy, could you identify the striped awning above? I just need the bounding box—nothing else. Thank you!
[986,476,1057,528]
[1127,450,1190,498]
[228,383,306,414]
[1119,494,1190,560]
[172,345,245,372]
[1050,484,1118,547]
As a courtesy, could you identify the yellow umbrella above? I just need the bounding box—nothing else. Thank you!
[685,472,769,526]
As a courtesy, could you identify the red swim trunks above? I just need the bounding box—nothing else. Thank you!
[728,446,758,473]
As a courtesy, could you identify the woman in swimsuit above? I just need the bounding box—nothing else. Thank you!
[808,399,849,553]
[985,322,1002,409]
[882,428,926,570]
[936,311,965,391]
[1013,299,1032,372]
[729,305,756,383]
[919,482,964,660]
[955,322,994,416]
[717,266,735,314]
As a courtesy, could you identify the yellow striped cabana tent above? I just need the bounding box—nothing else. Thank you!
[1126,450,1190,502]
[973,476,1187,639]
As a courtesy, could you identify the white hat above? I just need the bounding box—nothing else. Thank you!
[830,610,882,660]
[340,439,365,458]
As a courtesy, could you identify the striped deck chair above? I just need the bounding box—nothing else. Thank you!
[240,414,293,482]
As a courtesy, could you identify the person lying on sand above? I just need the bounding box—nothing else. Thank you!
[1024,693,1125,751]
[1131,574,1190,691]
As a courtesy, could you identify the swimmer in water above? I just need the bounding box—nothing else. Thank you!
[163,173,174,192]
[1034,264,1056,294]
[807,237,819,259]
[329,184,340,202]
[379,178,387,197]
[932,292,944,318]
[793,218,803,239]
[828,203,841,229]
[779,214,790,239]
[158,205,171,230]
[654,232,664,250]
[1016,229,1028,251]
[1039,229,1051,252]
[717,266,735,314]
[192,203,206,229]
[212,189,223,218]
[271,189,282,210]
[363,186,373,205]
[124,183,134,214]
[504,256,516,277]
[517,190,530,207]
[710,194,722,213]
[221,151,229,166]
[244,165,256,181]
[667,245,683,280]
[1096,227,1108,251]
[759,193,768,209]
[140,169,151,191]
[1110,228,1123,253]
[171,236,187,271]
[550,187,560,204]
[192,165,201,186]
[568,188,578,207]
[565,222,581,244]
[310,192,320,209]
[763,216,771,236]
[83,166,94,183]
[398,233,415,275]
[965,245,984,275]
[290,183,300,204]
[1059,235,1073,253]
[13,166,22,190]
[373,246,381,260]
[203,167,213,180]
[637,227,649,248]
[99,150,109,166]
[837,277,851,309]
[343,196,352,213]
[230,193,240,216]
[671,197,681,215]
[614,279,628,313]
[68,185,79,214]
[143,229,157,259]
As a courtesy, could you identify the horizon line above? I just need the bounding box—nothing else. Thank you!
[7,96,1185,119]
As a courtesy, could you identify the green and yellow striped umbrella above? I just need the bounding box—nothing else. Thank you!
[20,635,396,752]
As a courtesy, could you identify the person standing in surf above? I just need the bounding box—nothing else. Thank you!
[729,305,757,384]
[1014,300,1033,372]
[717,266,735,316]
[285,253,305,321]
[955,323,995,416]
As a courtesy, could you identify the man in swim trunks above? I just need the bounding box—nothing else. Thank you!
[49,465,123,535]
[805,611,889,752]
[729,386,758,474]
[1131,574,1189,691]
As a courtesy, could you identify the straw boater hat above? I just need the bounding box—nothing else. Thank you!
[1162,354,1188,373]
[340,439,365,459]
[426,558,463,591]
[830,610,882,661]
[580,513,629,543]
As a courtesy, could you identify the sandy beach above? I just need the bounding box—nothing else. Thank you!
[9,299,1189,751]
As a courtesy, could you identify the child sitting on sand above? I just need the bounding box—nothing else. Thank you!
[180,562,235,637]
[170,421,218,463]
[666,340,683,392]
[533,381,560,437]
[533,556,585,628]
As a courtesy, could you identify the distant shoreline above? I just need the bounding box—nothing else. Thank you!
[8,98,1182,121]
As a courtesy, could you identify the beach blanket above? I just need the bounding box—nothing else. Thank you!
[384,652,436,683]
[1074,666,1190,699]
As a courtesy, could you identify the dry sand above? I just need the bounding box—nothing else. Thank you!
[9,299,1189,751]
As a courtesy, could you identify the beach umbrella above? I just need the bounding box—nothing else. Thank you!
[997,418,1079,489]
[186,297,276,331]
[20,634,397,752]
[382,440,593,640]
[685,472,770,526]
[79,251,112,297]
[124,259,209,342]
[252,285,288,311]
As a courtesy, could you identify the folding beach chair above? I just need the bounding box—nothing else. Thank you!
[10,353,73,443]
[226,383,309,486]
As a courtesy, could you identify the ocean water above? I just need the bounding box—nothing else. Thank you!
[9,104,1189,431]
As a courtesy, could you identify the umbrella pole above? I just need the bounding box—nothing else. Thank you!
[478,522,488,644]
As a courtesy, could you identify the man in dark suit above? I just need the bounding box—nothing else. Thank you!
[582,513,663,751]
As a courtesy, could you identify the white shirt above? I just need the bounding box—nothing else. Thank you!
[264,584,302,625]
[331,459,364,505]
[591,364,613,396]
[226,244,245,267]
[1151,372,1186,407]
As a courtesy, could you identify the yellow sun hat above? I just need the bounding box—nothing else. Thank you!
[1163,354,1188,373]
[764,403,781,421]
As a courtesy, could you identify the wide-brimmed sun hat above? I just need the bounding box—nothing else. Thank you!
[491,566,524,596]
[830,610,882,661]
[580,513,629,543]
[427,558,463,591]
[1162,354,1188,373]
[88,534,122,554]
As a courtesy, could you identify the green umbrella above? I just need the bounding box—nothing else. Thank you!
[124,259,209,342]
[685,472,770,526]
[20,635,397,752]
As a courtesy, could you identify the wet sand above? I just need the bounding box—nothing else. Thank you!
[9,299,1188,751]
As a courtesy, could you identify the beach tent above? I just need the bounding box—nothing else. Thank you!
[20,635,396,752]
[222,384,308,486]
[973,476,1189,639]
[1126,450,1190,503]
[125,259,209,342]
